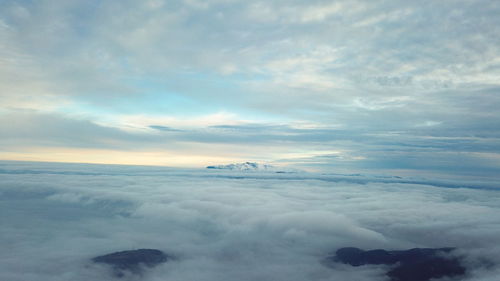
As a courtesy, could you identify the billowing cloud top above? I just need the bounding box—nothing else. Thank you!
[1,0,500,178]
[1,161,500,280]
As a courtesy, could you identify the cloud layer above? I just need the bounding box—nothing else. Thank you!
[1,161,500,280]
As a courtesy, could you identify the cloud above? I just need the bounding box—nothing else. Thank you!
[2,0,499,107]
[1,161,500,281]
[0,110,151,149]
[2,109,500,177]
[148,125,183,132]
[1,0,500,178]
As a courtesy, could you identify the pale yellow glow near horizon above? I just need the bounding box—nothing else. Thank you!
[0,147,249,167]
[0,145,337,170]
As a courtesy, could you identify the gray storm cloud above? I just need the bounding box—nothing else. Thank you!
[1,161,499,281]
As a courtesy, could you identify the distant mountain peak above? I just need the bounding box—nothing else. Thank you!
[206,162,274,171]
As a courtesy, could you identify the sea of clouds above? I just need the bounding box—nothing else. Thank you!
[1,161,499,281]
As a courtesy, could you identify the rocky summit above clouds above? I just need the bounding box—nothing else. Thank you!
[92,249,170,278]
[205,162,304,173]
[91,247,469,280]
[326,247,466,281]
[206,162,275,171]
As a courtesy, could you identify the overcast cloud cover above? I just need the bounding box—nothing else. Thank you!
[1,0,500,177]
[1,161,500,281]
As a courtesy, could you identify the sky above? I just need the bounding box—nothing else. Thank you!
[1,0,500,177]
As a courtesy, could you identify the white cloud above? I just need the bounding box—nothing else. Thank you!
[299,2,344,23]
[116,111,248,131]
[1,161,499,280]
